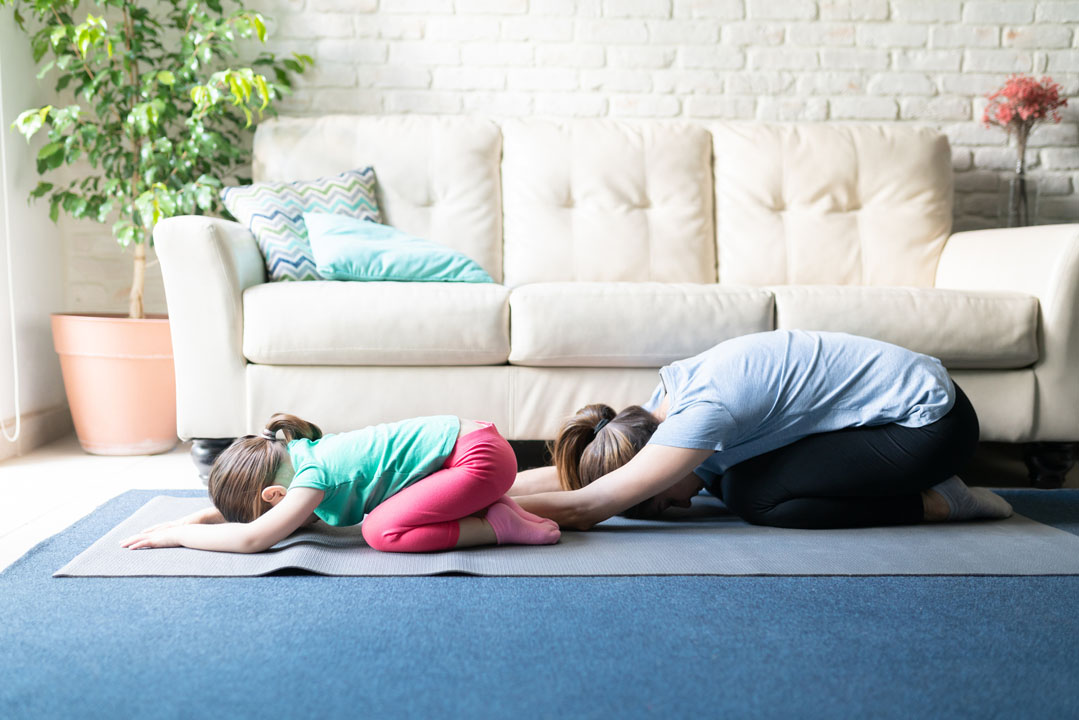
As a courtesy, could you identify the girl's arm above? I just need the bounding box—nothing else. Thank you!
[121,487,325,553]
[136,505,225,535]
[514,444,713,530]
[508,465,561,496]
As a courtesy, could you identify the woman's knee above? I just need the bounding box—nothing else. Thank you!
[719,471,777,526]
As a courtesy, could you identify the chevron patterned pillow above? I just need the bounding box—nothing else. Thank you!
[221,168,381,281]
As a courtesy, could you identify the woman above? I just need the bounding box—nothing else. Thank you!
[511,330,1013,530]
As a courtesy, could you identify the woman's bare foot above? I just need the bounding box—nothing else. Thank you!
[921,489,951,522]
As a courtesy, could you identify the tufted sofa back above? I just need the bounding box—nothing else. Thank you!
[500,119,716,286]
[252,116,953,290]
[711,123,954,287]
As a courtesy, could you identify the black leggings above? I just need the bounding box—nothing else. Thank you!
[714,384,980,529]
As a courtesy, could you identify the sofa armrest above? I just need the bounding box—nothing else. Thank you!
[936,223,1079,439]
[153,216,267,440]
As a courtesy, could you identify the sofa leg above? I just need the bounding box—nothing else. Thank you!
[1023,442,1079,489]
[191,438,236,485]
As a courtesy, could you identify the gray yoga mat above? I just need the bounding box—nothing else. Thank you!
[55,494,1079,577]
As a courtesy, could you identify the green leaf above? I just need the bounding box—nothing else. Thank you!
[31,35,49,63]
[36,60,55,80]
[13,106,50,140]
[29,182,54,200]
[157,70,175,86]
[251,13,267,43]
[38,141,65,161]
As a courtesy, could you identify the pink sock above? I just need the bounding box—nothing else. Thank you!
[494,496,559,529]
[485,502,561,546]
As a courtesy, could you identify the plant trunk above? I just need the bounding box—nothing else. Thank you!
[129,242,146,319]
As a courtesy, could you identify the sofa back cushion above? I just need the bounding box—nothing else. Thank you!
[253,115,504,282]
[501,119,715,287]
[711,123,953,287]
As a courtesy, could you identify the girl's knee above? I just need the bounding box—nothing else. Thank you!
[361,515,396,552]
[464,435,518,495]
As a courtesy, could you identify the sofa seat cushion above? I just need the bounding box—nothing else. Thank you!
[243,281,509,365]
[509,282,774,367]
[771,286,1038,369]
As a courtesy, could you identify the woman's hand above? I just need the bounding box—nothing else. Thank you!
[522,444,714,529]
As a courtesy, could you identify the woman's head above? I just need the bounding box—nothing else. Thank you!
[549,403,659,494]
[208,413,322,523]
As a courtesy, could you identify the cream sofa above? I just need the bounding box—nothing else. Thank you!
[154,115,1079,485]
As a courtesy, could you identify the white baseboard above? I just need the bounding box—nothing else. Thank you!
[0,404,74,463]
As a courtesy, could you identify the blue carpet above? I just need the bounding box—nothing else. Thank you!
[3,489,1079,719]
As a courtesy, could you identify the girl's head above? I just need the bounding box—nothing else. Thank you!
[549,403,659,494]
[208,413,322,523]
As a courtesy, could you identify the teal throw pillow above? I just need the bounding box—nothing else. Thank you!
[221,168,381,282]
[303,213,494,284]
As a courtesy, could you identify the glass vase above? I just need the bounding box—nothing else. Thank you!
[1000,172,1038,228]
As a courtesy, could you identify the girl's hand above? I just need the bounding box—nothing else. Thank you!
[120,528,181,550]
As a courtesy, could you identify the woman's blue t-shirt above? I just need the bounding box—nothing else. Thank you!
[641,330,956,486]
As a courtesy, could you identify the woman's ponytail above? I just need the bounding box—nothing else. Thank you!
[550,404,615,491]
[550,404,658,491]
[264,413,322,443]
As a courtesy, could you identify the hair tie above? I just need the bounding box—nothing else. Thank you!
[259,429,277,441]
[593,418,611,435]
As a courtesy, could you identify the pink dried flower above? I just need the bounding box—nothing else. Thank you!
[983,74,1068,134]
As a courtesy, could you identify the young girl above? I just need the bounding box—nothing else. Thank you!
[122,413,560,553]
[511,330,1013,530]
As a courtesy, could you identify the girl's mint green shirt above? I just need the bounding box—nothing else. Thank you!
[287,415,460,526]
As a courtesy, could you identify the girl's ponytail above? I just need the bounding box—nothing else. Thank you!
[264,413,322,443]
[549,404,658,491]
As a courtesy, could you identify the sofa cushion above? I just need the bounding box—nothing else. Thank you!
[501,119,715,286]
[771,286,1038,369]
[304,213,493,284]
[253,115,504,282]
[712,123,953,287]
[243,281,509,365]
[221,168,381,282]
[509,283,774,367]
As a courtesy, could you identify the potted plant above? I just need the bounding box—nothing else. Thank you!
[2,0,310,454]
[983,74,1068,228]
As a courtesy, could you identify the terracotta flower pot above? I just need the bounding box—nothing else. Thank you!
[51,313,178,455]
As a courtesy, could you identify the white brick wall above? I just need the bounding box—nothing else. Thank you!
[65,0,1079,313]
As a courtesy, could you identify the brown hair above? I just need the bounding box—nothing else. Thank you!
[208,413,323,523]
[549,403,659,493]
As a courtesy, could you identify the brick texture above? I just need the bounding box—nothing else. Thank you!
[66,0,1079,313]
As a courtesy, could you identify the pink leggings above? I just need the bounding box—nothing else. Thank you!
[360,423,517,553]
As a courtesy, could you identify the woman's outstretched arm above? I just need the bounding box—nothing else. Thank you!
[514,444,712,529]
[508,465,561,496]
